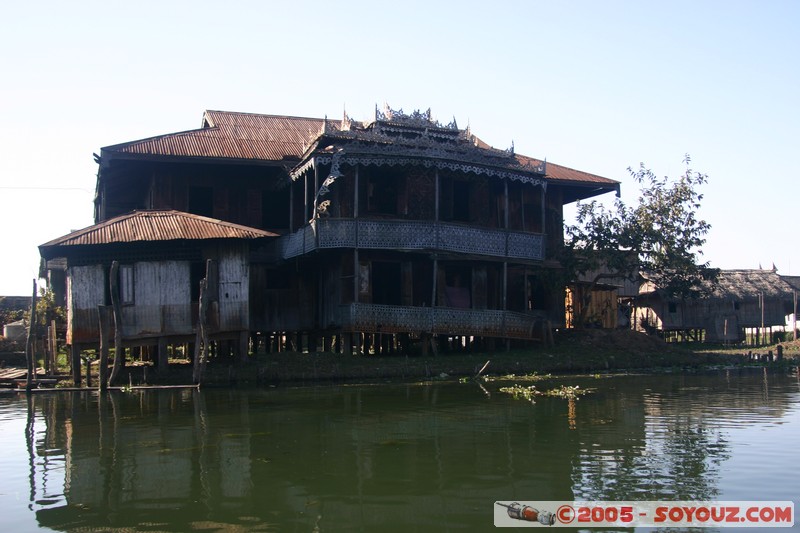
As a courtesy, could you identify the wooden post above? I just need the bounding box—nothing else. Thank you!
[158,337,169,372]
[289,180,294,232]
[25,279,37,391]
[313,162,319,218]
[540,184,546,235]
[794,289,797,342]
[193,278,210,384]
[71,344,81,386]
[304,167,309,222]
[84,355,92,387]
[97,305,111,391]
[108,261,125,386]
[759,291,765,346]
[238,330,249,363]
[48,320,57,375]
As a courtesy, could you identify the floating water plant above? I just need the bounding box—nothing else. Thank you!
[499,384,592,402]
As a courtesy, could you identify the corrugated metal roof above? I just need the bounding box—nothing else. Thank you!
[40,210,276,252]
[103,111,336,162]
[101,110,618,186]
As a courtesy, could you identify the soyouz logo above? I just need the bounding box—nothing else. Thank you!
[494,501,795,528]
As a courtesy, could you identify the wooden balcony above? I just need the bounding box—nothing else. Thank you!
[274,218,545,261]
[337,303,544,340]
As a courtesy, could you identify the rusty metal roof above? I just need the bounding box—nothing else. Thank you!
[526,157,618,186]
[103,111,336,162]
[101,109,617,187]
[40,210,276,253]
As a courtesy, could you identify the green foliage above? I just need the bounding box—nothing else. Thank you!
[0,309,24,329]
[30,287,66,328]
[564,155,718,318]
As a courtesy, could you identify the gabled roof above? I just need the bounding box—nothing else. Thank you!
[708,269,795,300]
[99,109,618,189]
[39,210,276,257]
[641,268,795,301]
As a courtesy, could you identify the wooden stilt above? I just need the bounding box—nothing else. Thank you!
[158,337,169,372]
[108,261,125,386]
[98,305,111,391]
[25,280,38,391]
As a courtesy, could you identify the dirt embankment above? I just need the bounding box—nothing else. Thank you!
[13,329,796,389]
[123,330,776,387]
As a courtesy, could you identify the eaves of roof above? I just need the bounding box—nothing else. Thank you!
[40,210,276,257]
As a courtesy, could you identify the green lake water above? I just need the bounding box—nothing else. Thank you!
[0,368,798,532]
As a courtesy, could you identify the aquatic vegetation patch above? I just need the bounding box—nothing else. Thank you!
[499,384,592,402]
[483,372,552,382]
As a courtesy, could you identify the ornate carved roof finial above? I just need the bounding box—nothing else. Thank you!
[341,107,353,131]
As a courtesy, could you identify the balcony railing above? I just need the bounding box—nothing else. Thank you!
[274,218,544,261]
[337,303,544,340]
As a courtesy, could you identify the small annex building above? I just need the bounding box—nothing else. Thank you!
[41,106,621,374]
[39,210,276,375]
[634,268,796,343]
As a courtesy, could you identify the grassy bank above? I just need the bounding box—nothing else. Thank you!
[49,329,795,389]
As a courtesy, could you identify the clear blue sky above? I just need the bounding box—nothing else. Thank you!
[1,0,798,295]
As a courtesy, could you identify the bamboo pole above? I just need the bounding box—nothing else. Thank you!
[25,279,37,391]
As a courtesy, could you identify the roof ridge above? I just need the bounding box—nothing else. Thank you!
[204,109,327,122]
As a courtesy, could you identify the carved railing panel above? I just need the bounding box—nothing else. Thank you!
[339,304,541,339]
[507,232,545,260]
[437,223,507,256]
[316,218,356,248]
[354,219,435,250]
[275,219,545,261]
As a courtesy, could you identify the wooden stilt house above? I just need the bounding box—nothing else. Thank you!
[42,106,620,357]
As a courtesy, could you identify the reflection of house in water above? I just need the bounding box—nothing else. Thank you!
[29,387,582,530]
[27,374,790,530]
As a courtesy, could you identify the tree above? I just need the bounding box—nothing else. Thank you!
[563,155,718,328]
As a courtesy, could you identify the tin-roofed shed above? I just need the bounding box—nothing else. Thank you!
[40,210,276,383]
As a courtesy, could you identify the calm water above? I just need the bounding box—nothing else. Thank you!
[0,369,798,532]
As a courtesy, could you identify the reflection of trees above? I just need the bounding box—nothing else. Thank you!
[568,371,798,502]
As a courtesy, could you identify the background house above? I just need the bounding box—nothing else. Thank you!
[634,268,796,343]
